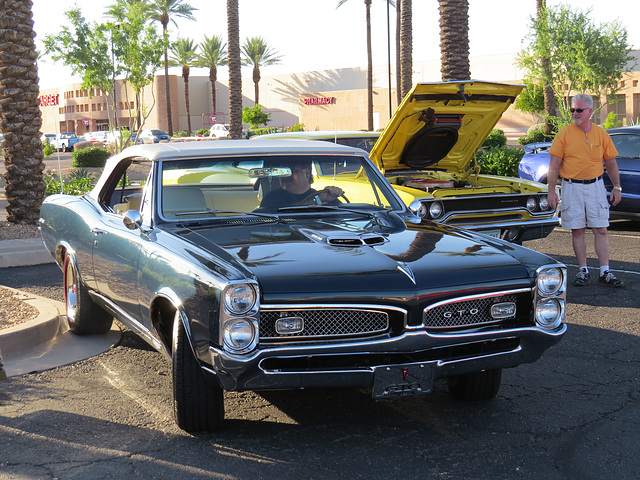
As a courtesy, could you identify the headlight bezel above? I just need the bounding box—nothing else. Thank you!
[533,264,567,331]
[223,283,257,315]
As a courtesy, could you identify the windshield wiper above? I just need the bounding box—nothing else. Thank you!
[175,209,278,221]
[276,204,380,218]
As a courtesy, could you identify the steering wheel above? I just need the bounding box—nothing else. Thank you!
[298,188,350,206]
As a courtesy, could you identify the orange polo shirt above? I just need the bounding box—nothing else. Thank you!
[548,123,618,180]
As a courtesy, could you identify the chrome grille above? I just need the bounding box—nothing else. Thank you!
[260,308,389,340]
[423,294,517,329]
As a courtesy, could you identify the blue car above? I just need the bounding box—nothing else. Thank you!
[518,126,640,219]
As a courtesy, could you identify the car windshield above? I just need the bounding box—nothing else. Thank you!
[159,154,403,220]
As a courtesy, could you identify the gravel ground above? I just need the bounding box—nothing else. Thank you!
[0,219,44,329]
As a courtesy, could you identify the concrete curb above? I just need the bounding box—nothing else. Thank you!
[0,286,121,378]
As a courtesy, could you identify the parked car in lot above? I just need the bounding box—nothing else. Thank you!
[40,139,567,432]
[51,132,82,152]
[139,129,170,143]
[258,82,559,244]
[518,125,640,219]
[84,131,110,145]
[209,124,230,138]
[40,133,56,144]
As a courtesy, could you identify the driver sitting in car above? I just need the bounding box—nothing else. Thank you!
[260,161,344,209]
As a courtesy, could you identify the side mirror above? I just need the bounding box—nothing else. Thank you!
[123,210,143,230]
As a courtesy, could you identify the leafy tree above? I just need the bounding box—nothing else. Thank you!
[517,4,633,123]
[227,0,242,139]
[44,9,114,112]
[169,37,198,135]
[106,0,165,148]
[0,0,44,224]
[514,82,546,119]
[241,37,281,105]
[439,0,470,81]
[144,0,196,136]
[197,35,228,114]
[536,0,558,135]
[242,105,270,129]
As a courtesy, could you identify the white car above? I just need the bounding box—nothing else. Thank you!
[40,133,56,144]
[209,124,230,138]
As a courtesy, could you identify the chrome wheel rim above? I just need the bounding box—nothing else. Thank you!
[64,258,78,324]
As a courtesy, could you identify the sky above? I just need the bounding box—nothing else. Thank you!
[32,0,640,89]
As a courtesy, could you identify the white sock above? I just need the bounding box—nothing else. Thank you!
[600,266,609,276]
[580,266,589,273]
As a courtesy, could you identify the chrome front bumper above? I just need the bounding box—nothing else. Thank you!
[204,324,566,393]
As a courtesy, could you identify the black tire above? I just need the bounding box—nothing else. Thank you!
[63,254,113,335]
[447,368,502,401]
[172,310,224,432]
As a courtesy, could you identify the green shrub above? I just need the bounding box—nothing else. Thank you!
[42,141,56,157]
[173,130,190,137]
[476,146,524,178]
[482,129,507,148]
[71,147,110,168]
[44,168,97,196]
[517,127,552,145]
[602,111,622,129]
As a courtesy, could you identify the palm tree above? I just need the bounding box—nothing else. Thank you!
[169,37,198,135]
[241,37,281,105]
[0,0,45,225]
[399,0,413,99]
[145,0,196,136]
[438,0,470,81]
[536,0,557,135]
[227,0,242,139]
[197,35,228,115]
[337,0,374,131]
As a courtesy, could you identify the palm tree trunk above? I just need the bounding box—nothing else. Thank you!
[439,0,470,81]
[400,0,413,98]
[395,0,402,105]
[183,66,191,135]
[365,0,374,131]
[162,24,173,136]
[252,67,261,105]
[537,0,557,135]
[0,0,45,225]
[209,66,217,113]
[227,0,242,139]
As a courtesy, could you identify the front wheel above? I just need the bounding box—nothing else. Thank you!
[63,254,113,335]
[172,310,224,432]
[447,369,502,401]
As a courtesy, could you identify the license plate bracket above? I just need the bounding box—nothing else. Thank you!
[372,362,434,398]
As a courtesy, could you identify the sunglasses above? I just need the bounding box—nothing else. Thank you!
[570,108,589,113]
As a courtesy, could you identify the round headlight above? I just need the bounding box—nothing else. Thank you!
[539,195,549,210]
[526,196,538,212]
[429,202,443,219]
[535,298,563,329]
[538,267,563,295]
[223,318,255,351]
[224,284,256,315]
[409,200,427,218]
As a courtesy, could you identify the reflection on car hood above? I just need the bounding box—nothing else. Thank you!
[172,219,534,297]
[369,81,524,174]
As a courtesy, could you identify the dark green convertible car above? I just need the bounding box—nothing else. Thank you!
[39,139,567,432]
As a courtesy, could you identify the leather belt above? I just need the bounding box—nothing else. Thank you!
[562,175,603,184]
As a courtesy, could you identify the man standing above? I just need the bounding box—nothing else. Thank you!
[547,93,624,287]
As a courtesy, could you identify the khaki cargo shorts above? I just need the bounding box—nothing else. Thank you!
[559,179,610,229]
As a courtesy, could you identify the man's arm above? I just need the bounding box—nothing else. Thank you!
[604,157,622,206]
[547,154,563,210]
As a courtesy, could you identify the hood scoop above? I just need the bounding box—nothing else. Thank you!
[300,228,387,247]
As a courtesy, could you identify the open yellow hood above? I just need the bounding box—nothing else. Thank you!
[369,81,525,173]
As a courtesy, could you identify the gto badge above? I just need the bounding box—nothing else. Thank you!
[275,316,304,334]
[443,308,479,318]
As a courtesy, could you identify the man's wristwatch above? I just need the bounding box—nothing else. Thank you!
[613,186,622,192]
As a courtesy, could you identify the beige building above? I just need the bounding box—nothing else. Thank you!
[38,51,640,137]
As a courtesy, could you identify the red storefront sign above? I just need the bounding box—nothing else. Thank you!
[303,96,335,106]
[38,94,59,106]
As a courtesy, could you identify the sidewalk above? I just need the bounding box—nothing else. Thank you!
[1,185,120,378]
